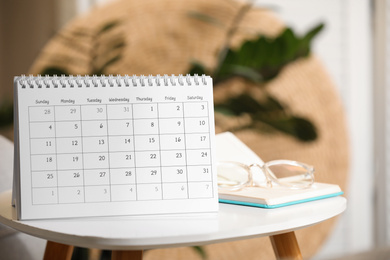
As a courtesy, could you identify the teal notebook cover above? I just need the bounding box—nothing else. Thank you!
[219,191,344,209]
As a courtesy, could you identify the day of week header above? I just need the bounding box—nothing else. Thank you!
[187,95,203,101]
[61,99,75,104]
[109,98,129,103]
[136,97,152,102]
[35,100,49,105]
[87,98,102,103]
[165,96,176,101]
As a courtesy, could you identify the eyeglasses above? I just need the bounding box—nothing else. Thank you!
[217,160,315,191]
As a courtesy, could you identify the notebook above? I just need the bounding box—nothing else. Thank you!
[13,75,218,220]
[216,132,343,208]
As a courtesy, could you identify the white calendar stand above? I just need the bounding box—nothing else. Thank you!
[13,75,219,220]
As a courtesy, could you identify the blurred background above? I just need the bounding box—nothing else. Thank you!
[0,0,387,259]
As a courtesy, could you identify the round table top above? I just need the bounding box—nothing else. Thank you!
[0,190,346,250]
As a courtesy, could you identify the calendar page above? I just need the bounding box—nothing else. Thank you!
[13,75,218,220]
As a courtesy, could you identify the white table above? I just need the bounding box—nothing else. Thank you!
[0,190,346,260]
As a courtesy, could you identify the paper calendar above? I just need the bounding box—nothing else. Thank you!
[13,75,218,220]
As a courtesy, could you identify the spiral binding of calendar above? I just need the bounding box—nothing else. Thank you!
[17,74,209,88]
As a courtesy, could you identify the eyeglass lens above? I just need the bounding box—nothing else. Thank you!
[265,163,313,187]
[217,161,313,190]
[217,162,250,189]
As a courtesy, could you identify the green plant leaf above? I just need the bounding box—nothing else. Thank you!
[93,55,122,75]
[70,28,93,37]
[253,114,317,141]
[0,101,13,127]
[40,67,69,76]
[97,20,121,35]
[188,11,225,28]
[264,95,285,111]
[215,94,317,141]
[188,61,208,75]
[215,94,285,115]
[40,20,124,78]
[214,106,235,116]
[219,66,261,82]
[208,23,325,84]
[110,41,126,50]
[56,33,90,53]
[299,23,324,56]
[281,28,298,61]
[192,246,207,259]
[98,39,126,58]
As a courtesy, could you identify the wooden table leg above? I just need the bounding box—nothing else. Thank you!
[270,231,303,260]
[112,250,143,260]
[43,241,74,260]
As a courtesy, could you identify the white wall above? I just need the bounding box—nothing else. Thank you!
[254,0,374,258]
[373,0,390,247]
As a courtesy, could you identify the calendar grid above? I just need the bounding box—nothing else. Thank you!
[105,104,112,202]
[79,105,86,203]
[27,101,214,205]
[28,134,216,139]
[30,149,209,155]
[156,103,164,199]
[28,116,214,123]
[28,164,214,172]
[181,102,190,199]
[53,106,59,204]
[131,103,138,201]
[29,180,213,187]
[28,107,34,206]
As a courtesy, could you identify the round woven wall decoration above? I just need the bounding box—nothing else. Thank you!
[30,0,349,259]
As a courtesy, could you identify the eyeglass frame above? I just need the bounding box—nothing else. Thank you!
[217,160,315,191]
